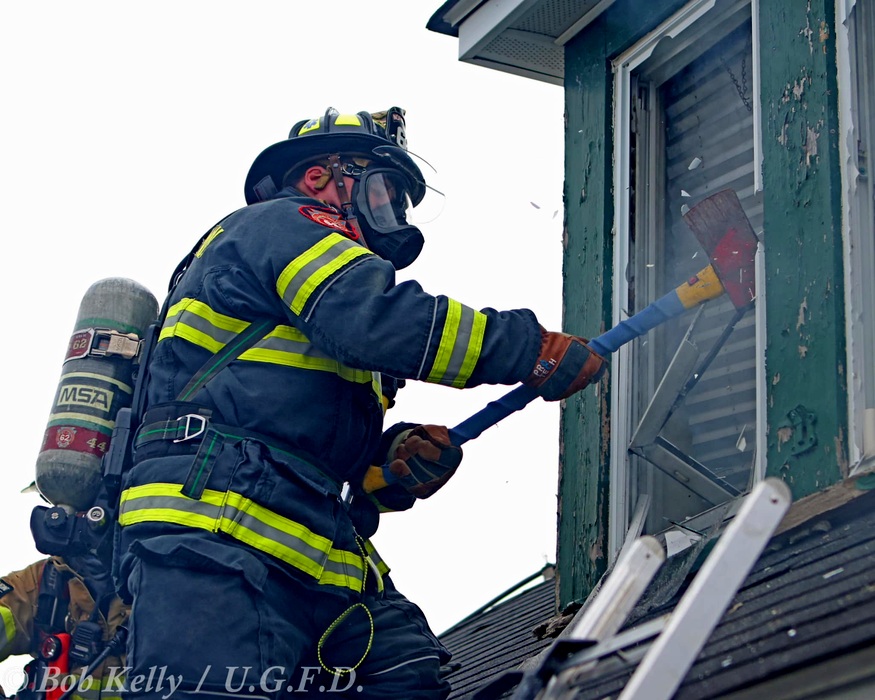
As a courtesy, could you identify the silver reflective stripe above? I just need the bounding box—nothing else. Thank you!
[119,485,367,591]
[169,309,240,346]
[441,303,481,386]
[426,299,486,387]
[241,325,374,384]
[159,298,249,353]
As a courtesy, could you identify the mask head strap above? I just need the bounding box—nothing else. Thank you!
[325,153,367,245]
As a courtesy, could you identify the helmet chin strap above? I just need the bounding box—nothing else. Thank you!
[325,154,369,247]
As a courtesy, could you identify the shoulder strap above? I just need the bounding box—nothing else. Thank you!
[175,318,275,402]
[34,561,71,635]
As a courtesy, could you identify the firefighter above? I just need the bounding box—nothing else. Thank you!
[114,107,605,699]
[0,555,128,700]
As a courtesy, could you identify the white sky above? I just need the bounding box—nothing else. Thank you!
[0,1,567,682]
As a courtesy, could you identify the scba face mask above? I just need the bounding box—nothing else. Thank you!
[352,168,424,270]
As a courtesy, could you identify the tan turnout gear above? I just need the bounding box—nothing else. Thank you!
[0,557,128,700]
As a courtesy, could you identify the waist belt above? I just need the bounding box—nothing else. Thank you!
[136,405,275,451]
[133,404,343,487]
[135,411,212,447]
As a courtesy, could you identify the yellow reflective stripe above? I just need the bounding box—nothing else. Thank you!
[159,304,377,386]
[321,548,365,589]
[277,234,372,315]
[224,491,333,554]
[161,324,225,353]
[120,483,224,531]
[426,299,487,387]
[159,298,250,349]
[240,326,372,383]
[120,506,218,531]
[298,117,321,135]
[218,516,325,580]
[427,300,461,382]
[241,347,372,382]
[334,114,362,126]
[457,311,487,387]
[195,224,224,258]
[372,373,383,413]
[364,540,391,576]
[120,484,367,592]
[0,606,15,648]
[165,299,250,333]
[68,672,126,700]
[73,692,124,700]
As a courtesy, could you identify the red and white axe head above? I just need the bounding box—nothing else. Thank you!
[683,189,759,310]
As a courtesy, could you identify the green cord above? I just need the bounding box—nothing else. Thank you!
[316,537,375,675]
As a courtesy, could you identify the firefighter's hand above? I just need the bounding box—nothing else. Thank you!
[523,327,606,401]
[386,425,463,499]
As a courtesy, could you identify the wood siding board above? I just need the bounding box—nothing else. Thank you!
[560,34,613,612]
[759,0,848,494]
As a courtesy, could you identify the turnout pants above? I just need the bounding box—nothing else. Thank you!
[122,536,451,699]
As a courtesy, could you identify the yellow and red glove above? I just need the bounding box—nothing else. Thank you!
[523,326,606,401]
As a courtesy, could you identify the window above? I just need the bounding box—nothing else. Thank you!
[609,0,763,554]
[839,0,875,470]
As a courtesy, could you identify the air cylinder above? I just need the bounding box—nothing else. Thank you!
[36,278,158,510]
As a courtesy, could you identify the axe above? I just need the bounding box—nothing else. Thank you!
[363,189,758,493]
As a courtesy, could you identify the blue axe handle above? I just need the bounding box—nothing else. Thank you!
[448,284,700,445]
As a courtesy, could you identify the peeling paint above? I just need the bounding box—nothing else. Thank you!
[777,426,794,450]
[800,11,815,55]
[819,21,830,51]
[798,345,809,358]
[804,126,820,166]
[835,427,849,478]
[589,534,602,565]
[792,76,808,100]
[773,373,781,385]
[796,296,809,331]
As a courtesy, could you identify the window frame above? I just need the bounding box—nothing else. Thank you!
[838,0,875,472]
[608,0,765,559]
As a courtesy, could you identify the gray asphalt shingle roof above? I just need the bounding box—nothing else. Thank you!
[440,486,875,699]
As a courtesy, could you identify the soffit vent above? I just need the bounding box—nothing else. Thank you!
[432,0,615,84]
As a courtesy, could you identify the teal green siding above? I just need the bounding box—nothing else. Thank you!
[759,0,848,493]
[560,0,687,609]
[560,41,613,612]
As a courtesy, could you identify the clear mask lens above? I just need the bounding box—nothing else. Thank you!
[363,172,412,230]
